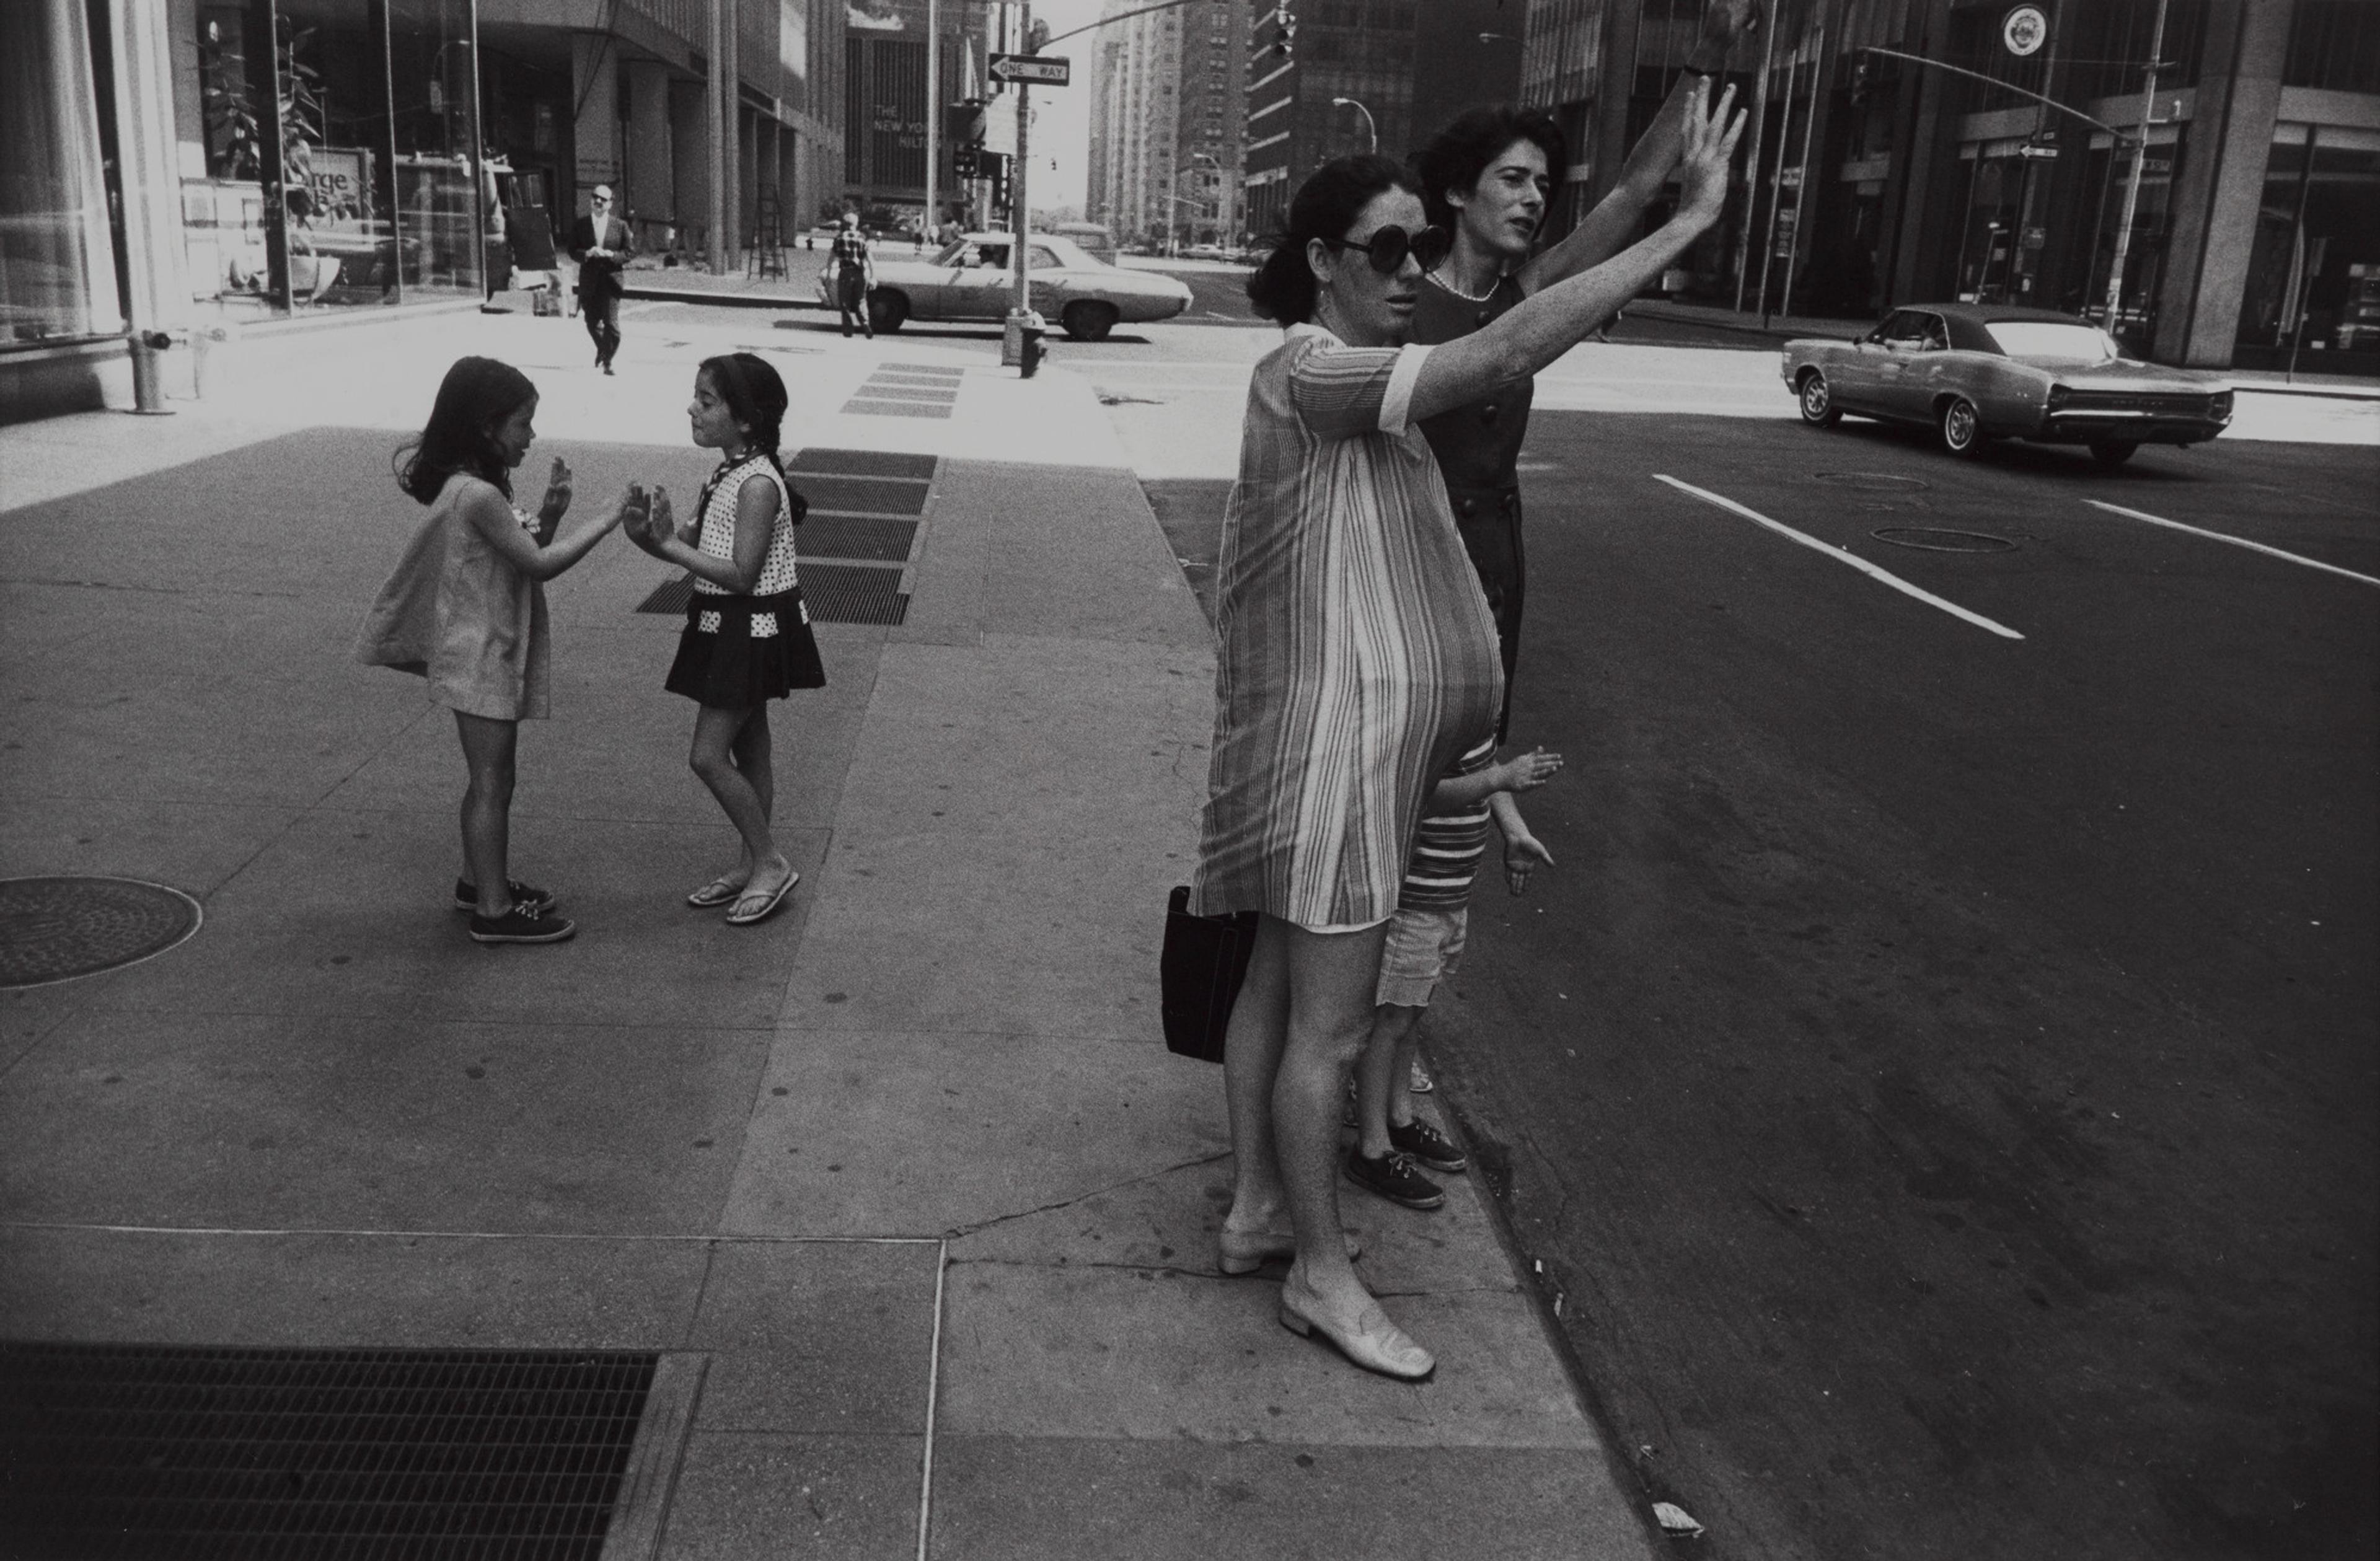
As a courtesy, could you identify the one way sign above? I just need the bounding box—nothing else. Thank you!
[989,53,1070,86]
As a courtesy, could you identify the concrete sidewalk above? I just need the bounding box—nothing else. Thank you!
[0,311,1658,1557]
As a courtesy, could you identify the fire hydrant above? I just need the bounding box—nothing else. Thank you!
[126,329,175,416]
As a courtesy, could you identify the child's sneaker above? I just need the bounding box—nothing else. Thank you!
[454,877,556,914]
[1344,1148,1444,1211]
[469,904,576,944]
[1390,1117,1468,1174]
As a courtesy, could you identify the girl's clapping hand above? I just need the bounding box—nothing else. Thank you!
[536,455,573,534]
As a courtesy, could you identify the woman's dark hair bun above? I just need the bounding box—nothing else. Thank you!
[1245,154,1422,327]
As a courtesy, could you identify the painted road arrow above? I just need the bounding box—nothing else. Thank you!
[989,53,1070,85]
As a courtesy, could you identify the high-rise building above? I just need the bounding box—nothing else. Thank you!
[1088,0,1245,248]
[1241,0,1525,240]
[1521,0,2380,374]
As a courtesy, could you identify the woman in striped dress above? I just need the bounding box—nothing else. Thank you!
[1197,89,1742,1381]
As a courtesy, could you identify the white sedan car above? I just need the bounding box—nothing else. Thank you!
[822,232,1192,340]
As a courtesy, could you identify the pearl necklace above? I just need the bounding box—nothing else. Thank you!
[1427,265,1503,305]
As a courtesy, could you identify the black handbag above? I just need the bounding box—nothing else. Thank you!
[1160,886,1260,1064]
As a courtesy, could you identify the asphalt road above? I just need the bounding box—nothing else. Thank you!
[1414,420,2376,1560]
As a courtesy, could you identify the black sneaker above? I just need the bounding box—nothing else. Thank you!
[1344,1148,1443,1211]
[469,904,576,944]
[1390,1117,1468,1174]
[454,877,555,914]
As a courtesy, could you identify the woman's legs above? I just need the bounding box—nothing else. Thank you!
[1355,1002,1424,1159]
[1272,918,1391,1313]
[1222,915,1295,1234]
[689,703,790,889]
[454,711,519,916]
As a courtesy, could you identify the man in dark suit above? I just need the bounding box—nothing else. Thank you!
[569,185,633,374]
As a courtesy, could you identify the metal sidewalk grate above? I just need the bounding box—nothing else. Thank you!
[799,563,909,625]
[787,449,938,480]
[799,475,930,515]
[0,1341,657,1560]
[634,576,696,615]
[840,397,952,420]
[802,515,919,561]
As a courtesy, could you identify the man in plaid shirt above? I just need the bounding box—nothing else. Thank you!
[828,214,875,339]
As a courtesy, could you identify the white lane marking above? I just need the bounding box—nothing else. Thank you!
[1654,474,2026,640]
[2084,498,2380,587]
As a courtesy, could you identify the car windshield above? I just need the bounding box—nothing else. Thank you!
[1986,322,2118,361]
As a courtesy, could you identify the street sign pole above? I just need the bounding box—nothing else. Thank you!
[925,0,938,247]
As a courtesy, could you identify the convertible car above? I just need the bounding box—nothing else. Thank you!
[822,231,1193,340]
[1781,303,2232,465]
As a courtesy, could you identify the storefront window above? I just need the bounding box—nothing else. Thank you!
[2236,129,2380,365]
[1951,144,2060,309]
[173,0,482,320]
[1,0,125,343]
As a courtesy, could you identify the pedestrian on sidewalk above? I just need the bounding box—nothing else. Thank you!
[1347,737,1559,1213]
[570,186,634,374]
[1193,87,1742,1383]
[828,213,875,339]
[356,357,637,944]
[625,353,822,926]
[1409,0,1756,739]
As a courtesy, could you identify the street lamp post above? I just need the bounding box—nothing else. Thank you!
[2103,0,2171,336]
[1331,96,1375,154]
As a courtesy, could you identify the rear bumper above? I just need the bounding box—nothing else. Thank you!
[2033,410,2229,445]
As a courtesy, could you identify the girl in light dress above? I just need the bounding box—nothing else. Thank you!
[625,353,823,926]
[357,356,640,944]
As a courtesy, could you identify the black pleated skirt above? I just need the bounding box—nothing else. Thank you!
[664,588,826,708]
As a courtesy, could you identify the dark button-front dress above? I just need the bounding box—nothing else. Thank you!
[1190,324,1505,932]
[1411,270,1532,739]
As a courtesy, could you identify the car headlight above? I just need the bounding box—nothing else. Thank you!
[2046,384,2071,411]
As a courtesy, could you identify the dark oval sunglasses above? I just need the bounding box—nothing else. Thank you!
[1320,222,1452,276]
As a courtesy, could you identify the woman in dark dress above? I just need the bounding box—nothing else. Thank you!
[1409,0,1757,740]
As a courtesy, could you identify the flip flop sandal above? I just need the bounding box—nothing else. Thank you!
[687,874,747,908]
[726,870,800,926]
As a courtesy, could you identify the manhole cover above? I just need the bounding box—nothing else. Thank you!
[1814,471,1931,492]
[0,876,201,989]
[0,1341,658,1558]
[1870,527,2017,553]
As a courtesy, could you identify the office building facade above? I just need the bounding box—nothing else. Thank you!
[1522,0,2380,373]
[1242,0,1525,240]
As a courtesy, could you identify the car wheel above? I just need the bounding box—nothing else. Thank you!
[866,290,909,333]
[2089,441,2138,467]
[1797,369,1841,428]
[1062,300,1118,342]
[1939,395,1986,457]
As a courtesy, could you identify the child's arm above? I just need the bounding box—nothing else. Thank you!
[631,475,775,592]
[1429,745,1562,811]
[1494,793,1555,895]
[462,478,631,582]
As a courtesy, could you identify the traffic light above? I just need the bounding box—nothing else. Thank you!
[954,144,979,180]
[1263,4,1295,60]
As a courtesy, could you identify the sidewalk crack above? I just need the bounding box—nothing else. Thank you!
[940,1150,1230,1239]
